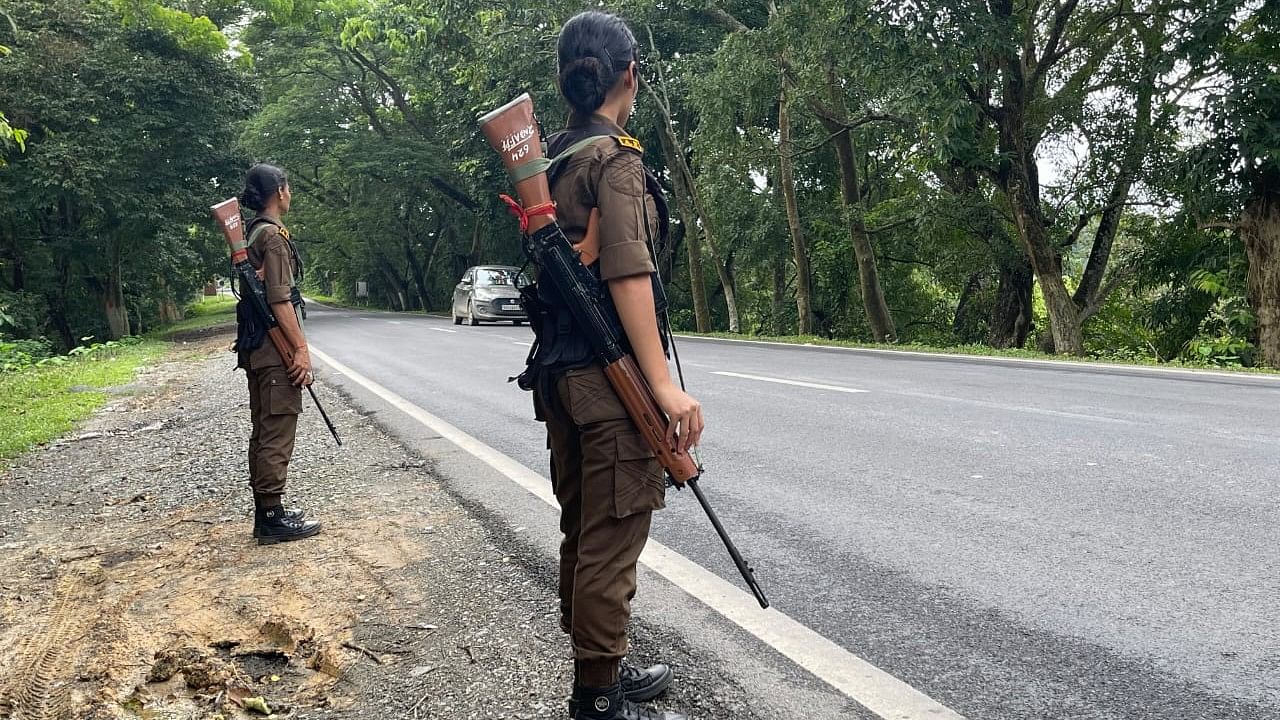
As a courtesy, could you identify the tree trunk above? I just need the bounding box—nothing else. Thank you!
[984,16,1084,355]
[655,125,711,332]
[813,84,896,342]
[722,253,739,333]
[1244,192,1280,367]
[833,126,895,342]
[772,253,788,336]
[1008,187,1083,354]
[642,70,738,332]
[988,257,1034,348]
[375,254,410,311]
[777,72,813,335]
[405,235,430,311]
[468,217,483,269]
[2,220,22,290]
[952,272,983,342]
[1073,37,1156,313]
[102,245,130,339]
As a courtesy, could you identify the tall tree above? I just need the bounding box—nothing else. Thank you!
[1184,2,1280,365]
[0,0,250,344]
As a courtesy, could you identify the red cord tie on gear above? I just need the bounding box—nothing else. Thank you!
[500,194,556,234]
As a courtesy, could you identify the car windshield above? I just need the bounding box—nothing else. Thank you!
[477,268,525,287]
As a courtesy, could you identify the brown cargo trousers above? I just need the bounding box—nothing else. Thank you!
[535,364,667,688]
[246,365,302,508]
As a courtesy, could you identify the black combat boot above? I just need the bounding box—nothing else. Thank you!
[619,659,673,702]
[251,507,306,538]
[254,505,321,545]
[569,659,674,715]
[570,683,686,720]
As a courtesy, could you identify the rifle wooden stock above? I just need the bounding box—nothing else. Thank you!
[265,326,296,367]
[603,354,700,484]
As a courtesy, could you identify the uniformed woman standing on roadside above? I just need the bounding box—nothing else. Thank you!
[237,164,322,545]
[525,12,703,720]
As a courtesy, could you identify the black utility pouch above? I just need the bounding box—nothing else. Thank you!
[233,296,267,368]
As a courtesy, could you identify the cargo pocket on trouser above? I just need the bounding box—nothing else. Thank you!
[564,366,629,426]
[611,431,667,519]
[266,375,302,416]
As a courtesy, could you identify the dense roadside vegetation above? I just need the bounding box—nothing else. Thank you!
[2,0,1276,369]
[0,296,235,463]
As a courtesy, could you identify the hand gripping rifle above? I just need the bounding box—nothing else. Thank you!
[479,94,767,609]
[210,198,342,446]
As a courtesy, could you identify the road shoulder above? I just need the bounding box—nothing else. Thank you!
[0,331,833,719]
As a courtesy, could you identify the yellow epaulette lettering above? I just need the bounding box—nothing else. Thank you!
[615,135,643,154]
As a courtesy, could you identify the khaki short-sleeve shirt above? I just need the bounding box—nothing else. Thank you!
[550,115,658,282]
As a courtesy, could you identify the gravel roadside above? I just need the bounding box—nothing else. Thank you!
[0,330,766,719]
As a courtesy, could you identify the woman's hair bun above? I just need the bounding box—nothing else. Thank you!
[240,163,288,211]
[559,56,611,115]
[557,11,639,115]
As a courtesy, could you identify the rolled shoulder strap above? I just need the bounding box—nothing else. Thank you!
[508,134,615,185]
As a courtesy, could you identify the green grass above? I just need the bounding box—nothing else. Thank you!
[1,296,239,465]
[684,332,1280,375]
[304,293,450,317]
[0,339,167,461]
[150,295,236,337]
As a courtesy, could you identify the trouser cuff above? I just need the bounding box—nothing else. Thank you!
[254,492,283,509]
[576,659,619,688]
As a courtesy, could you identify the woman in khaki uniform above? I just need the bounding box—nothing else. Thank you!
[529,12,703,720]
[237,164,322,544]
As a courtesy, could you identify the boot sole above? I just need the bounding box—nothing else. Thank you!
[626,664,673,703]
[256,524,322,545]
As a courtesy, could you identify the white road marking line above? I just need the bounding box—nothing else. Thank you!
[712,371,867,394]
[310,346,963,720]
[386,320,404,325]
[429,328,457,334]
[678,334,1280,384]
[512,341,532,347]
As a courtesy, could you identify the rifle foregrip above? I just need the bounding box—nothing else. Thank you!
[603,355,699,484]
[266,327,295,367]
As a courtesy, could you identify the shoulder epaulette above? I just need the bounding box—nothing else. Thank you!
[614,135,643,154]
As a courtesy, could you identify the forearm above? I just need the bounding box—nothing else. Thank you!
[608,274,672,392]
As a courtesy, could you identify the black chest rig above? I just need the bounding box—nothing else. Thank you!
[516,121,672,396]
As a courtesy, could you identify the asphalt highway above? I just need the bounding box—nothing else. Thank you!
[305,301,1280,720]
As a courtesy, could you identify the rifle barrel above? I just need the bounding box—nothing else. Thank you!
[307,385,342,446]
[688,478,769,609]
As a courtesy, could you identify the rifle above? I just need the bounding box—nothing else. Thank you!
[480,94,768,609]
[210,198,343,447]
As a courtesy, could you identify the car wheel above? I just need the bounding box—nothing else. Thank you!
[467,301,479,326]
[453,313,463,325]
[513,320,523,326]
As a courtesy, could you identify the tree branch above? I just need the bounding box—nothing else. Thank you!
[1032,0,1083,86]
[868,217,918,235]
[700,3,750,33]
[1079,265,1133,322]
[960,78,1000,121]
[881,254,935,268]
[1037,0,1127,87]
[346,47,425,135]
